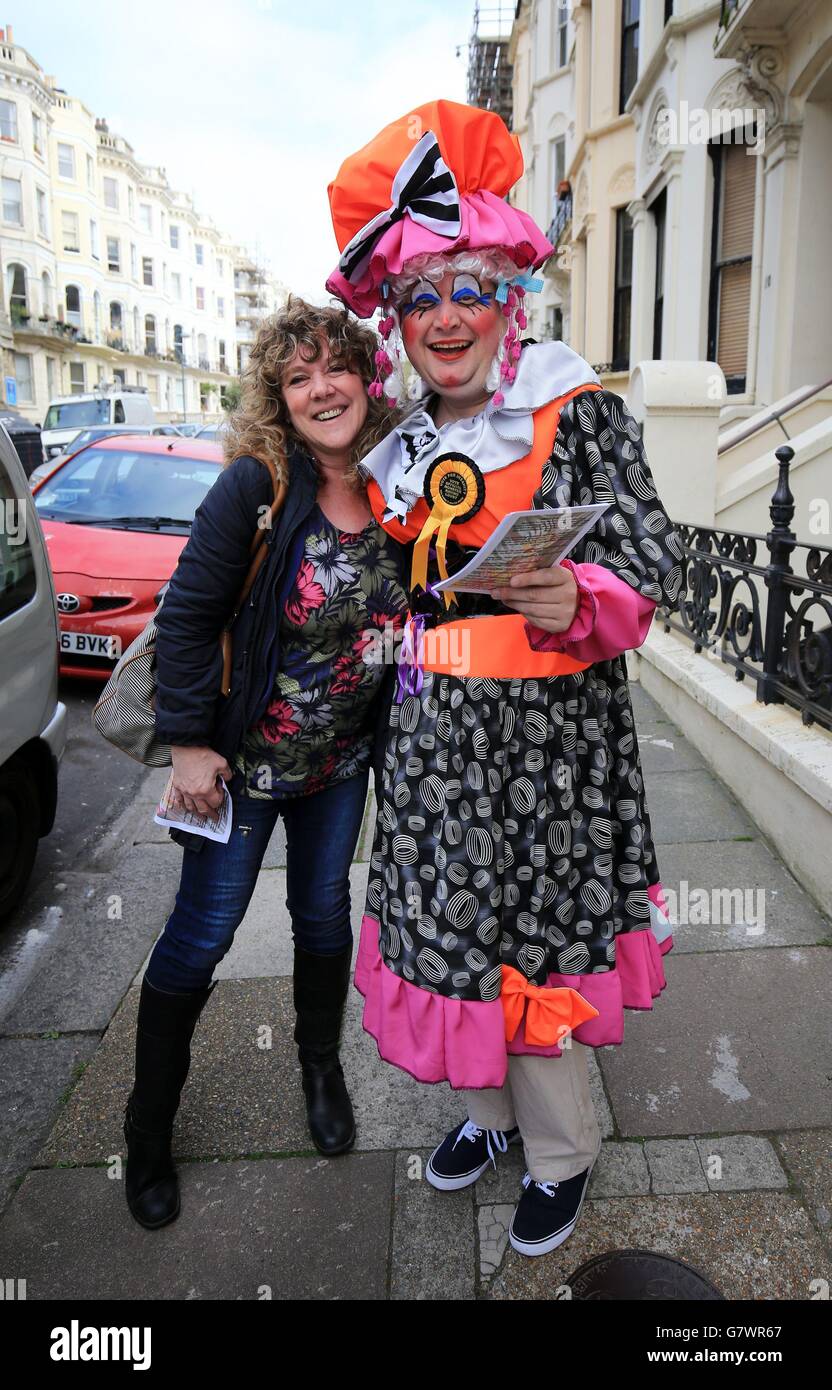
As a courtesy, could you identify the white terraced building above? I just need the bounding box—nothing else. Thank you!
[234,251,289,376]
[0,26,243,424]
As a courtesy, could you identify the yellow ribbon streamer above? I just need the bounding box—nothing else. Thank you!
[411,455,483,607]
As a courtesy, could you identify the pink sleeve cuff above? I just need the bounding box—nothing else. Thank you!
[525,559,657,662]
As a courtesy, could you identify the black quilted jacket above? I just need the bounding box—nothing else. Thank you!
[154,449,403,782]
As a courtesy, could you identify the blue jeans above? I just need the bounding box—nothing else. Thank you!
[146,771,369,993]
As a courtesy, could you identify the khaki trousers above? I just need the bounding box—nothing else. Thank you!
[465,1042,602,1182]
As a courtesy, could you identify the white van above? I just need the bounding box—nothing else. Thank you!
[41,384,157,460]
[0,421,67,918]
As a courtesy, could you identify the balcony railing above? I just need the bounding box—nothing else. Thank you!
[547,190,572,250]
[12,314,220,370]
[13,315,83,343]
[717,0,742,34]
[656,446,832,731]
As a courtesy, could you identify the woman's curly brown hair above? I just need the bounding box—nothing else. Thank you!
[223,296,398,489]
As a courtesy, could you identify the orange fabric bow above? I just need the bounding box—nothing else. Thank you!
[500,966,600,1047]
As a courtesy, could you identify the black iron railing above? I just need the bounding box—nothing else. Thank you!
[656,446,832,730]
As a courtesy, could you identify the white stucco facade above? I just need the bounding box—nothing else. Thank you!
[510,1,576,347]
[1,30,241,422]
[627,0,832,413]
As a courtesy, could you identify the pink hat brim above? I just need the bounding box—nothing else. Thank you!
[326,190,553,318]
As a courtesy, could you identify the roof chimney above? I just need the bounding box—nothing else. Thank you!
[6,23,13,42]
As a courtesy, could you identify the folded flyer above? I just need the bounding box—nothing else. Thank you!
[154,773,233,844]
[433,503,610,595]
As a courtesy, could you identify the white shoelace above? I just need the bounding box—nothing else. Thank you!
[454,1120,510,1172]
[522,1171,559,1198]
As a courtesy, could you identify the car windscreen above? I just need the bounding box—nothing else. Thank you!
[65,430,101,449]
[34,447,221,527]
[69,428,140,449]
[43,399,111,429]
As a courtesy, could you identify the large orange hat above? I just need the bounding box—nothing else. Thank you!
[326,100,553,317]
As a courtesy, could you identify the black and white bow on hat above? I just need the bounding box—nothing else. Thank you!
[338,130,461,285]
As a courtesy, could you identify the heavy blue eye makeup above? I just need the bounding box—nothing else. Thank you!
[451,273,493,308]
[400,279,441,317]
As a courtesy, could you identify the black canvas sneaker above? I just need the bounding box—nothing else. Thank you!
[426,1120,521,1191]
[509,1167,592,1256]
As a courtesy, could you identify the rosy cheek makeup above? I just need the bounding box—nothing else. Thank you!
[466,309,499,343]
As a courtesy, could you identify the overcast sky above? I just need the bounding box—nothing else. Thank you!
[17,0,474,303]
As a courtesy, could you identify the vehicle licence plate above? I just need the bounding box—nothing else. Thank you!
[60,631,123,660]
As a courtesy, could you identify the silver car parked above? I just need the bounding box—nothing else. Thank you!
[0,421,67,919]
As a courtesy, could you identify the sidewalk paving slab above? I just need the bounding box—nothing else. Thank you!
[588,1141,651,1198]
[391,1150,475,1300]
[773,1129,832,1254]
[635,729,706,773]
[0,1037,99,1214]
[629,682,675,726]
[0,846,183,1035]
[694,1135,789,1191]
[598,947,832,1136]
[642,769,755,844]
[652,839,829,953]
[644,1138,709,1194]
[483,1192,832,1300]
[0,1155,393,1300]
[478,1204,514,1278]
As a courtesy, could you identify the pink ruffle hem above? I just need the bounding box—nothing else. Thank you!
[355,889,674,1090]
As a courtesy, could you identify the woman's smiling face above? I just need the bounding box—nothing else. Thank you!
[397,269,503,409]
[281,337,368,463]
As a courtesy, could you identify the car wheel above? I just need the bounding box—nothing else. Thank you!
[0,757,41,921]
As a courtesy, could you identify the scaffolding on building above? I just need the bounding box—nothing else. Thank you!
[466,2,515,130]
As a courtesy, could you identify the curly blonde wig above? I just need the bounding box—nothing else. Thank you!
[223,296,399,489]
[386,246,518,303]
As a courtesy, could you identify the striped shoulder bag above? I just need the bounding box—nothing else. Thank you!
[92,457,287,766]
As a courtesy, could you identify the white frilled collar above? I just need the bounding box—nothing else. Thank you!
[359,340,600,523]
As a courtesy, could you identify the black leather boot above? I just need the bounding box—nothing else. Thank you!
[123,976,215,1229]
[293,943,356,1156]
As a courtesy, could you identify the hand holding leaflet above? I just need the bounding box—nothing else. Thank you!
[154,772,233,844]
[433,504,610,596]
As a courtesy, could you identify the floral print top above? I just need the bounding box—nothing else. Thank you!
[235,503,408,798]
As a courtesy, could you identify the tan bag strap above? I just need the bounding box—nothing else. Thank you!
[220,455,288,696]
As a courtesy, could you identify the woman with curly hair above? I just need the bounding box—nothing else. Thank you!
[122,299,408,1229]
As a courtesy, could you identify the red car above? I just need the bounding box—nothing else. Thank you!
[33,434,224,679]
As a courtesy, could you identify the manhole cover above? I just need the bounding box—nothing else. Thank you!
[568,1249,724,1300]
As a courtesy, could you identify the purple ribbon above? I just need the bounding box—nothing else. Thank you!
[395,613,427,704]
